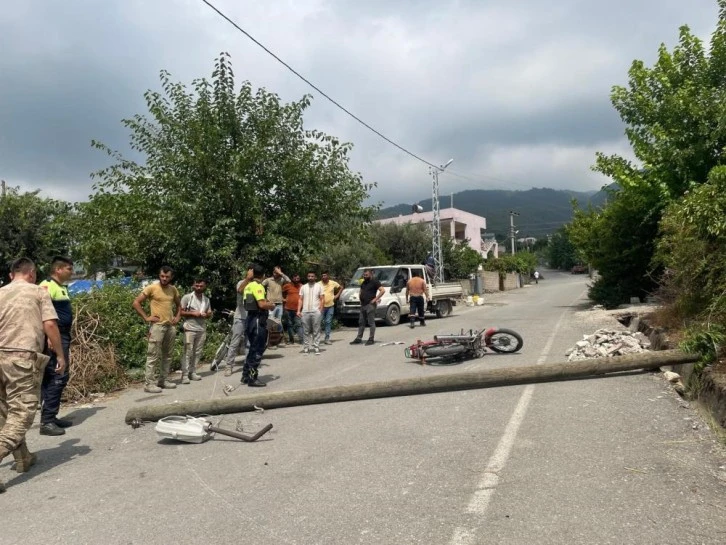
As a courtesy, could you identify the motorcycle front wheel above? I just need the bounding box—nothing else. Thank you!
[485,329,523,353]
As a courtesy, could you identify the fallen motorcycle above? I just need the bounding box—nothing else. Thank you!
[404,327,523,365]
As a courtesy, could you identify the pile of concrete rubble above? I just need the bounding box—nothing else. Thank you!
[565,328,652,362]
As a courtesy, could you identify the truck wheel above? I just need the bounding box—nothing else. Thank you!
[435,300,450,318]
[384,304,401,326]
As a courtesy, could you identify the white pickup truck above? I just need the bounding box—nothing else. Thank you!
[337,264,463,326]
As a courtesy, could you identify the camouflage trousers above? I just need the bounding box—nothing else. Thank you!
[0,351,49,461]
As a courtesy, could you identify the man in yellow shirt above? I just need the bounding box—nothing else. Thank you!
[132,266,181,393]
[318,271,342,345]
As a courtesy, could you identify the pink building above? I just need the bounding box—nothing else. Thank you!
[374,207,498,259]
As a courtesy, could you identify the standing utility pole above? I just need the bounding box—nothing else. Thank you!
[430,159,453,283]
[509,210,520,255]
[1,180,6,199]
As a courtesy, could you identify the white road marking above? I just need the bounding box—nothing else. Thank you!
[449,293,579,545]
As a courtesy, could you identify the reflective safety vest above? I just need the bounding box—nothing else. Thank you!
[39,278,73,332]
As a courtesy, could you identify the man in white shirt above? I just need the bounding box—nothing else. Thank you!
[297,271,324,355]
[180,278,212,383]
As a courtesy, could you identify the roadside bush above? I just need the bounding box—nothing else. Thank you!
[657,166,726,323]
[681,323,726,373]
[570,185,662,308]
[482,253,536,277]
[587,276,629,310]
[72,282,148,371]
[72,282,228,376]
[66,305,128,401]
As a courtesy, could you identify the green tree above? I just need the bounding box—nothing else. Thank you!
[595,3,726,198]
[72,193,147,274]
[657,165,726,319]
[317,238,390,282]
[546,226,578,270]
[0,186,74,278]
[442,237,485,279]
[482,252,536,276]
[572,2,726,306]
[570,185,663,307]
[82,53,375,298]
[370,222,430,264]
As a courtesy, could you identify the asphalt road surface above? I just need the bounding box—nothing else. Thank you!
[2,271,725,544]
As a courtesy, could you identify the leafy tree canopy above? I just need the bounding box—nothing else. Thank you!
[81,53,375,295]
[570,2,726,307]
[595,2,726,199]
[0,186,73,279]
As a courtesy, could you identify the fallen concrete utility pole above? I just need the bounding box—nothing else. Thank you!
[125,349,699,425]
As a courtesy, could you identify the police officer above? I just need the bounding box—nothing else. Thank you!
[0,257,65,493]
[38,256,75,436]
[242,264,275,387]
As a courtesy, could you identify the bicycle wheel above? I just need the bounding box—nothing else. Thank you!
[210,340,229,371]
[485,329,523,353]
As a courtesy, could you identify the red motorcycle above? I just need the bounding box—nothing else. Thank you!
[404,327,523,365]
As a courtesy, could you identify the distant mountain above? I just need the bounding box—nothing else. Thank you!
[377,187,611,239]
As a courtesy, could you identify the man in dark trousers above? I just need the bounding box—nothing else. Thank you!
[242,265,275,387]
[350,269,385,346]
[38,256,75,436]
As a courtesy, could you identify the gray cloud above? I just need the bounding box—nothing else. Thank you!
[0,0,719,205]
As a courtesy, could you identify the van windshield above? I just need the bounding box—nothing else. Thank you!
[350,267,404,287]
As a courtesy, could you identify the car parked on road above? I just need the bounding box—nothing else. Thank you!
[571,264,588,274]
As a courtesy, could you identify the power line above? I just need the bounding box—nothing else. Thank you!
[200,0,440,170]
[200,1,542,192]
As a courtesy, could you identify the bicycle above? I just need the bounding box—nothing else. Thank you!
[209,310,284,373]
[210,310,236,372]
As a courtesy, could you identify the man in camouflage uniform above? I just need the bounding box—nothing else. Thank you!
[0,257,66,493]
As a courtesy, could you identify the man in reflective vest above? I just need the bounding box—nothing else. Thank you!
[38,256,75,436]
[242,264,275,387]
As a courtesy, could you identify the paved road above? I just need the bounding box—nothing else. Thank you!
[2,271,725,544]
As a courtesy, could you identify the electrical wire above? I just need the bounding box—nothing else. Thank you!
[199,0,548,193]
[200,0,441,170]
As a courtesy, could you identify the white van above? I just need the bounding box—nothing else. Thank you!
[337,264,463,326]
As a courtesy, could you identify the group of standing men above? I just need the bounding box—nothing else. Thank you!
[134,265,344,391]
[0,258,423,492]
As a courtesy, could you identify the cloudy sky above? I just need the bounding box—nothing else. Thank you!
[0,0,719,207]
